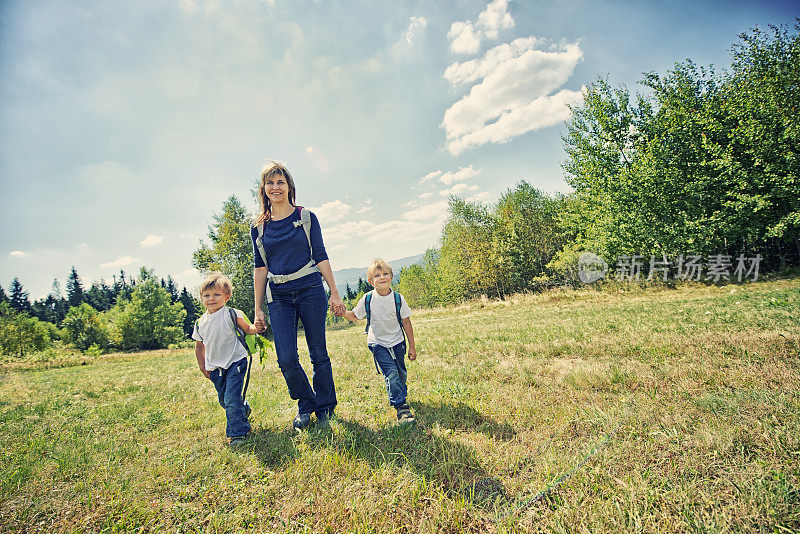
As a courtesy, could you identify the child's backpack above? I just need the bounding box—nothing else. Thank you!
[364,290,404,336]
[364,290,405,375]
[253,207,318,303]
[195,308,268,401]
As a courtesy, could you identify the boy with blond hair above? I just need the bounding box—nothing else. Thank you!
[193,272,261,445]
[342,259,417,423]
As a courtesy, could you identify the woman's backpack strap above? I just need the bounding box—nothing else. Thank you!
[297,207,313,250]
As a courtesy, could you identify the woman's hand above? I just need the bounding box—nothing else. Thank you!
[329,293,345,316]
[254,309,267,332]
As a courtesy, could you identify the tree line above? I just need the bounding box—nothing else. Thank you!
[0,267,203,357]
[396,23,799,307]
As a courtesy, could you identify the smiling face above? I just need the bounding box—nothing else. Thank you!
[368,267,393,293]
[258,162,296,219]
[263,174,290,206]
[200,284,230,314]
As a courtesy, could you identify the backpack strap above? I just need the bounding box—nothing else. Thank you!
[394,291,403,328]
[394,291,406,344]
[228,308,252,402]
[257,208,319,304]
[364,291,373,334]
[228,308,250,354]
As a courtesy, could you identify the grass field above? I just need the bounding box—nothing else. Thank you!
[1,278,799,532]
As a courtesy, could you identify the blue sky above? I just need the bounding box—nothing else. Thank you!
[1,0,796,300]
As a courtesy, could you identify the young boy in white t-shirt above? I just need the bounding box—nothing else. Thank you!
[342,258,417,423]
[192,272,261,445]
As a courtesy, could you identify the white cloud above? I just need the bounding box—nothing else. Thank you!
[466,191,492,203]
[406,16,428,44]
[100,255,139,268]
[324,220,373,243]
[420,170,442,183]
[419,192,433,199]
[477,0,515,40]
[438,165,481,185]
[140,235,164,247]
[440,183,479,197]
[9,251,27,257]
[446,88,583,155]
[442,41,583,154]
[444,37,540,86]
[447,0,514,55]
[312,200,352,223]
[448,21,481,55]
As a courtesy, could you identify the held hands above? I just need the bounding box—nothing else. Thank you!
[329,294,346,317]
[254,310,267,333]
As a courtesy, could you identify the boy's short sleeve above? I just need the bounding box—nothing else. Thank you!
[352,294,367,320]
[191,320,203,342]
[234,308,245,319]
[399,294,412,319]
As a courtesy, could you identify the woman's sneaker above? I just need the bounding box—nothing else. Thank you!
[396,404,415,424]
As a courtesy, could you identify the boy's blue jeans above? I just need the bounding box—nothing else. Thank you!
[368,341,407,407]
[209,357,251,438]
[267,281,337,418]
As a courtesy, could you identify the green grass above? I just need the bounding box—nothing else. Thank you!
[1,279,799,532]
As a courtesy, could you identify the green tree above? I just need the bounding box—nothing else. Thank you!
[66,266,84,307]
[62,302,110,352]
[8,277,31,313]
[0,302,50,357]
[396,249,444,308]
[116,270,186,350]
[193,196,255,319]
[494,182,571,292]
[179,287,202,338]
[722,21,800,264]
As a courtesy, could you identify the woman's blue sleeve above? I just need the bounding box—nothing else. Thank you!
[252,226,266,269]
[309,212,329,264]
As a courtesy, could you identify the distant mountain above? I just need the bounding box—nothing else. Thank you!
[331,253,425,296]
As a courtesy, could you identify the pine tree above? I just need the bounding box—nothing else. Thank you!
[66,266,84,307]
[0,284,7,304]
[166,276,179,303]
[179,287,202,337]
[9,278,31,312]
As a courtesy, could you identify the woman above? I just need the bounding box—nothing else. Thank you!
[252,161,345,431]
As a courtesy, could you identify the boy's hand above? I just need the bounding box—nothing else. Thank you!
[200,367,211,379]
[408,349,417,361]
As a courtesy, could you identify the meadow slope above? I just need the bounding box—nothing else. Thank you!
[1,279,799,532]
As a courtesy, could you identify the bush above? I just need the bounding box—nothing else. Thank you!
[0,302,51,357]
[116,276,186,350]
[62,303,110,352]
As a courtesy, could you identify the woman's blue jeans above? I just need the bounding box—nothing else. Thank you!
[368,341,407,407]
[267,281,337,418]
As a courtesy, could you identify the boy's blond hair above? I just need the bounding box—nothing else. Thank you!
[199,272,233,297]
[366,258,393,282]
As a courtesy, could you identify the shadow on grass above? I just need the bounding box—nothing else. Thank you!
[295,406,508,508]
[246,424,299,468]
[411,400,516,441]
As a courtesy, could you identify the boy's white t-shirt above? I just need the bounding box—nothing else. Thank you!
[192,306,248,371]
[352,290,412,348]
